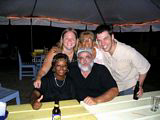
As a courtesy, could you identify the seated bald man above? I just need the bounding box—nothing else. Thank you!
[69,48,119,105]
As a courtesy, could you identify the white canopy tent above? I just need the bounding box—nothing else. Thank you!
[0,0,160,32]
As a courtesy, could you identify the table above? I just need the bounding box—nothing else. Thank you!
[81,91,160,120]
[7,99,96,120]
[0,86,20,104]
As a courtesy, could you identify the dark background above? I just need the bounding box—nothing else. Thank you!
[0,25,160,103]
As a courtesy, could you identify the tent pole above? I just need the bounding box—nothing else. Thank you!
[30,0,37,53]
[30,19,33,52]
[150,0,160,10]
[94,0,106,24]
[85,25,87,30]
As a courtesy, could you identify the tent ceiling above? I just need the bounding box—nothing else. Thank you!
[0,0,160,31]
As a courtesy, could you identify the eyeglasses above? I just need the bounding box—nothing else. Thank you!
[81,38,93,42]
[78,55,92,61]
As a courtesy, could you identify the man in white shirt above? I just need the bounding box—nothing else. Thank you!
[95,24,151,96]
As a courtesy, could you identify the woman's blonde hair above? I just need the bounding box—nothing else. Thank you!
[57,28,79,52]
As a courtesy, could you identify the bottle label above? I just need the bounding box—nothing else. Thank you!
[52,114,61,120]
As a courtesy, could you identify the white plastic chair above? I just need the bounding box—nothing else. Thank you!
[18,50,36,80]
[0,84,20,104]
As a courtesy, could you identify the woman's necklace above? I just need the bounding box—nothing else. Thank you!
[54,76,66,87]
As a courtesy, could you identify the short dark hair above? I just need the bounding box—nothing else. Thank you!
[95,24,113,36]
[52,53,69,67]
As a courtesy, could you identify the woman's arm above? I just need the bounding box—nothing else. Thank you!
[34,46,59,88]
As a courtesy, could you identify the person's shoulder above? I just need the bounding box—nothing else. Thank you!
[42,70,53,80]
[45,46,57,57]
[66,74,73,81]
[49,46,61,54]
[68,62,79,74]
[94,63,108,69]
[118,41,134,50]
[117,41,138,55]
[93,63,110,73]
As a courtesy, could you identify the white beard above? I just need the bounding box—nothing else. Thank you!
[78,61,94,72]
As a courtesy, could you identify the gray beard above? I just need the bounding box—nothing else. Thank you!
[78,61,94,72]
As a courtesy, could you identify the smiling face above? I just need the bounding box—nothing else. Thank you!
[78,51,94,72]
[54,59,68,77]
[96,31,114,52]
[81,35,93,48]
[79,31,95,48]
[63,31,77,50]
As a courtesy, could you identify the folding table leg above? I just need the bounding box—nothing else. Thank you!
[15,91,20,104]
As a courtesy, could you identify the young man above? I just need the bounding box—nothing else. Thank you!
[69,48,118,105]
[95,24,151,96]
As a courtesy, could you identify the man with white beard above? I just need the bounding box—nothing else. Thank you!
[69,48,118,105]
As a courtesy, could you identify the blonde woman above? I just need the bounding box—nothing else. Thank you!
[34,28,79,88]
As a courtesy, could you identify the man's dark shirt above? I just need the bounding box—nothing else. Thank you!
[69,62,117,101]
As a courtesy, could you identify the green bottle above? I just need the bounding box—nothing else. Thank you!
[133,81,139,100]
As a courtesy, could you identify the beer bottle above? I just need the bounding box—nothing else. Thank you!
[52,100,61,120]
[133,81,139,100]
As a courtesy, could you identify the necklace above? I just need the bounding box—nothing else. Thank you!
[54,76,66,87]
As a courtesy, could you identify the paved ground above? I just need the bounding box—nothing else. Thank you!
[0,58,159,105]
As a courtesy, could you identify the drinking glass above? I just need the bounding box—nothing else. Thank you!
[150,96,160,112]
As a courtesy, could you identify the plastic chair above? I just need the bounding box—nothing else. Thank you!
[18,50,36,80]
[33,55,45,75]
[0,84,20,104]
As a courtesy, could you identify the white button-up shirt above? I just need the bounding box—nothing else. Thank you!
[94,40,151,92]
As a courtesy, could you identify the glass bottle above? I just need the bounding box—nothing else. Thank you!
[133,81,139,100]
[52,100,61,120]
